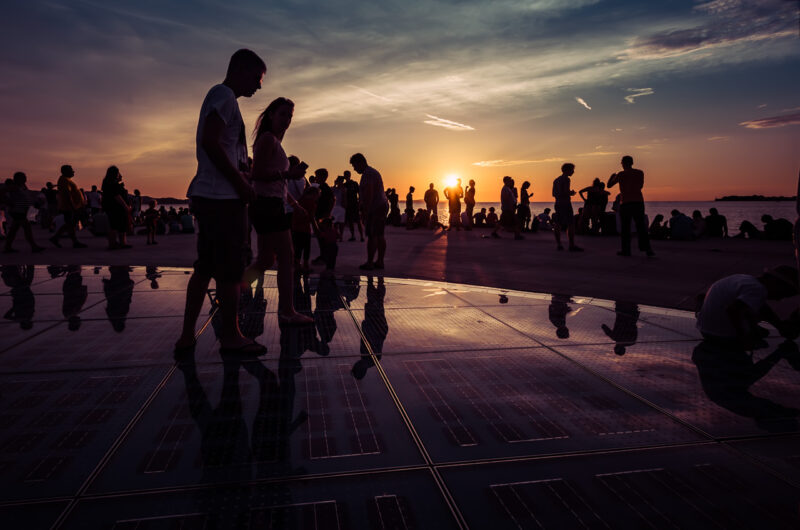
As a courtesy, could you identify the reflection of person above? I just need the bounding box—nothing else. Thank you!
[693,339,799,429]
[601,301,639,355]
[145,265,161,289]
[63,265,87,331]
[353,277,387,379]
[314,274,344,354]
[548,293,572,339]
[104,266,134,332]
[176,49,267,357]
[2,264,35,330]
[696,266,799,350]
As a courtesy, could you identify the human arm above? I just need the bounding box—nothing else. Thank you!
[578,186,591,201]
[201,110,255,202]
[607,173,619,188]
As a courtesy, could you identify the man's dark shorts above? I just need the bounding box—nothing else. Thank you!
[192,197,248,283]
[345,205,360,224]
[251,196,290,234]
[553,203,574,230]
[365,204,389,238]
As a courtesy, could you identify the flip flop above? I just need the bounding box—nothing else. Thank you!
[220,340,267,356]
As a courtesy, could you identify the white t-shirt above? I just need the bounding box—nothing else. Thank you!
[696,274,767,338]
[187,84,247,200]
[85,190,102,209]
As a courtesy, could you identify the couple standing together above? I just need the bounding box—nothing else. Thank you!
[174,50,387,357]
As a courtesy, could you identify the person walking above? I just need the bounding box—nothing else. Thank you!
[49,165,88,248]
[175,49,268,357]
[607,155,654,257]
[350,153,388,270]
[3,172,44,253]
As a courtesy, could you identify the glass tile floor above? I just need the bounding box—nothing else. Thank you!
[1,265,798,528]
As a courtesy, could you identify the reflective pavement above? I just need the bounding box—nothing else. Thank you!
[1,265,799,528]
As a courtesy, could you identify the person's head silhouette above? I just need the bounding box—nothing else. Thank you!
[621,155,633,169]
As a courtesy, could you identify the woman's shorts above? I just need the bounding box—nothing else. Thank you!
[251,196,290,234]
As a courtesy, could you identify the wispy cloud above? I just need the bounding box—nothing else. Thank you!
[472,158,560,167]
[423,114,475,131]
[350,85,394,103]
[740,111,800,129]
[575,97,592,110]
[707,136,728,141]
[621,0,796,60]
[624,87,654,104]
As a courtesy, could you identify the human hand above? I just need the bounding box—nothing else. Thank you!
[238,180,257,203]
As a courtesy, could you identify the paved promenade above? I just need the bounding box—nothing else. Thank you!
[2,224,794,310]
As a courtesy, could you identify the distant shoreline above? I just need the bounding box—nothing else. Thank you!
[715,195,797,202]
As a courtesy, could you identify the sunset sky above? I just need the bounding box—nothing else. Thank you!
[1,0,798,200]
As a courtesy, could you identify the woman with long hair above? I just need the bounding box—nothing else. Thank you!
[101,166,132,249]
[244,97,313,325]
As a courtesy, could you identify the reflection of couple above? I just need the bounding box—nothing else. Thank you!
[548,294,640,355]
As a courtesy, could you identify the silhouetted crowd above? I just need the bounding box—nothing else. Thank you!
[0,165,196,252]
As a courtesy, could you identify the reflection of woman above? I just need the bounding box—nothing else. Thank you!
[101,166,132,249]
[244,98,312,325]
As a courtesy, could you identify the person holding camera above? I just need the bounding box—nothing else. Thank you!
[245,96,313,326]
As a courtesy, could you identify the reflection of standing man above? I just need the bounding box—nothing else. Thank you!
[353,277,387,379]
[601,301,639,355]
[548,293,572,339]
[351,153,389,271]
[175,49,266,357]
[62,265,87,331]
[608,155,654,257]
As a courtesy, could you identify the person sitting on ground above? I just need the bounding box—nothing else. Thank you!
[669,209,694,240]
[412,208,429,229]
[705,207,728,238]
[429,212,444,230]
[144,200,160,245]
[696,265,799,349]
[648,214,669,240]
[485,206,498,227]
[735,220,762,239]
[762,214,793,241]
[180,209,195,233]
[537,208,552,230]
[473,207,487,227]
[691,209,706,238]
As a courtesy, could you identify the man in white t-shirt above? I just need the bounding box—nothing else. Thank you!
[696,266,799,348]
[175,49,266,358]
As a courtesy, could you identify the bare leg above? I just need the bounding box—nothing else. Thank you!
[366,236,377,264]
[176,272,211,348]
[553,225,563,248]
[216,280,248,347]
